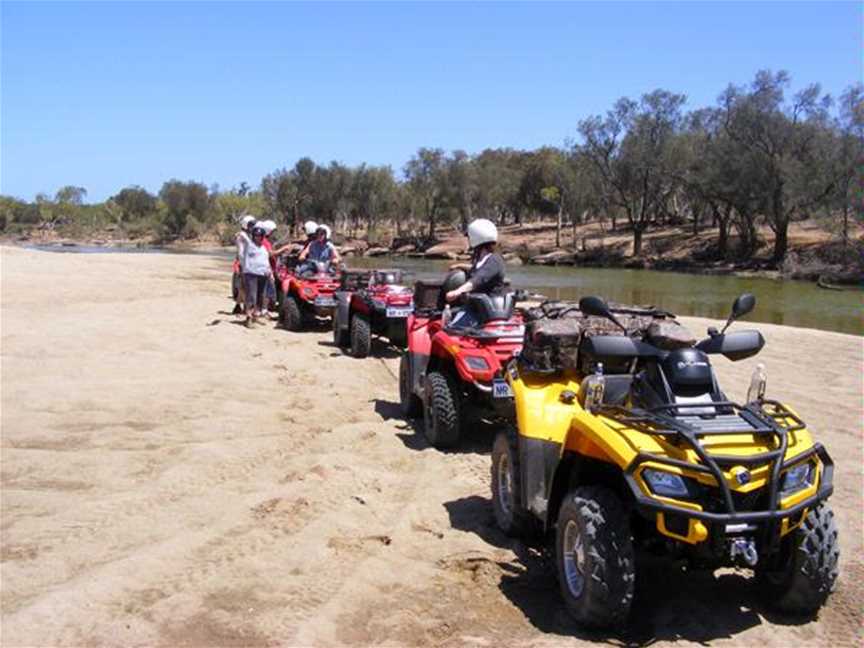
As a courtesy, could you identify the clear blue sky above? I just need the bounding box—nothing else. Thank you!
[2,1,861,202]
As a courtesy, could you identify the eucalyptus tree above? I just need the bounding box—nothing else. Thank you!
[578,90,687,256]
[718,70,837,262]
[158,180,211,239]
[112,186,157,222]
[404,147,447,239]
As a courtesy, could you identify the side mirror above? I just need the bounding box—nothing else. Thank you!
[579,296,627,333]
[732,293,756,319]
[721,293,756,333]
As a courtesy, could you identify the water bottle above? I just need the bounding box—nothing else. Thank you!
[747,363,767,404]
[442,304,451,327]
[584,362,606,411]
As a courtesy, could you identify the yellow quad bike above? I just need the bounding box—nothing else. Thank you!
[491,294,838,628]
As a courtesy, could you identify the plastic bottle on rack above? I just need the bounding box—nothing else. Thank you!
[442,304,452,327]
[746,363,767,404]
[584,362,606,411]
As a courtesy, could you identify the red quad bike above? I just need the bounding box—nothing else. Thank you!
[399,277,526,449]
[278,260,341,331]
[333,269,414,358]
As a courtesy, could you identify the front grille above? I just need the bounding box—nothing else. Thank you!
[699,486,766,513]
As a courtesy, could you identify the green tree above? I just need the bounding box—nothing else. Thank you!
[112,186,157,222]
[578,90,687,256]
[718,70,837,262]
[404,147,447,239]
[158,180,211,239]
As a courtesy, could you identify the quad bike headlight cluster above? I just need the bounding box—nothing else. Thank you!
[781,461,815,497]
[643,469,693,498]
[463,356,490,371]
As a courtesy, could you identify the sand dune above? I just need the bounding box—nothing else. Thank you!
[1,246,861,646]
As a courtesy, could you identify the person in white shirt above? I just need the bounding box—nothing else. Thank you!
[242,225,273,326]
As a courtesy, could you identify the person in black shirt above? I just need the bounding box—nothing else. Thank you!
[445,219,506,303]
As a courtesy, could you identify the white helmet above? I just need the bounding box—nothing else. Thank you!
[260,219,277,235]
[304,220,319,236]
[240,215,256,230]
[467,218,498,249]
[321,224,332,241]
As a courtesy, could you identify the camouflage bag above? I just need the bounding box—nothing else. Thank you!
[521,317,583,372]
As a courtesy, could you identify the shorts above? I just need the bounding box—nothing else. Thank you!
[243,273,268,310]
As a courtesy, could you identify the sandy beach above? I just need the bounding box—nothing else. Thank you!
[1,245,861,647]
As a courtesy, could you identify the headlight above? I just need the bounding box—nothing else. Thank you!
[781,462,814,496]
[643,469,691,498]
[463,356,490,371]
[303,287,314,296]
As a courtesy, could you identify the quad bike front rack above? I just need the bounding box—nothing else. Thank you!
[597,400,834,543]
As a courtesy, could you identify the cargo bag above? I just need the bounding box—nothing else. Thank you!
[646,319,696,350]
[413,281,445,312]
[521,317,583,372]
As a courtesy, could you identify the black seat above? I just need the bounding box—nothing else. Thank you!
[465,293,515,325]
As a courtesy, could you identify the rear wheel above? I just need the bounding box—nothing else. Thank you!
[281,296,303,331]
[399,352,422,418]
[491,429,535,537]
[756,503,839,614]
[423,371,460,449]
[555,486,635,628]
[350,314,372,358]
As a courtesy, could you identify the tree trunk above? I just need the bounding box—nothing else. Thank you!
[772,222,789,264]
[555,203,563,248]
[842,202,849,247]
[717,205,730,259]
[633,226,644,257]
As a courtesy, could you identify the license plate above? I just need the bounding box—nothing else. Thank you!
[492,379,514,399]
[314,296,336,307]
[386,307,412,318]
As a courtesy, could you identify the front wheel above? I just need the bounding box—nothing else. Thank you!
[555,486,635,628]
[333,313,349,348]
[281,296,303,331]
[399,353,422,418]
[423,371,460,449]
[756,503,839,614]
[350,314,372,358]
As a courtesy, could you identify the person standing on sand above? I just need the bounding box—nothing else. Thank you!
[233,215,257,314]
[242,225,273,327]
[259,219,278,313]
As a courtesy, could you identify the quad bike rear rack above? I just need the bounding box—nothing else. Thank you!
[596,400,834,534]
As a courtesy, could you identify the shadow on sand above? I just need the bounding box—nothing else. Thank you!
[443,494,814,646]
[372,398,497,456]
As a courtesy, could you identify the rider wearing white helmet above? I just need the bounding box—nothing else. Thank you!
[259,219,277,235]
[298,224,341,268]
[445,218,505,302]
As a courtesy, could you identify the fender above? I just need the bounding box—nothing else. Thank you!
[352,294,373,317]
[334,291,351,333]
[406,314,433,398]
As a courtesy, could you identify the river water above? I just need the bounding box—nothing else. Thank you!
[24,244,862,335]
[350,257,863,336]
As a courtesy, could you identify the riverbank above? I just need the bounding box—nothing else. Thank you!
[6,217,862,285]
[1,246,861,646]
